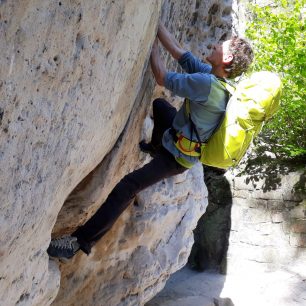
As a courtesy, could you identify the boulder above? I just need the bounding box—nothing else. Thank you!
[0,0,162,304]
[0,0,240,303]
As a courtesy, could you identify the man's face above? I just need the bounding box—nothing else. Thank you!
[206,40,232,66]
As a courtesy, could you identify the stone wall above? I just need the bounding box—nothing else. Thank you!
[227,161,306,275]
[0,1,162,304]
[54,164,207,306]
[51,0,239,304]
[0,0,242,304]
[190,159,306,277]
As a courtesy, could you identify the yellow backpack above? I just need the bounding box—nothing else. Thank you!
[200,71,282,169]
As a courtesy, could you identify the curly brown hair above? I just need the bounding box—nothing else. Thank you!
[225,37,254,79]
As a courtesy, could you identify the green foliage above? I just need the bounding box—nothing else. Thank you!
[246,0,306,157]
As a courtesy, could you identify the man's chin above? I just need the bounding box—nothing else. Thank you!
[206,57,212,64]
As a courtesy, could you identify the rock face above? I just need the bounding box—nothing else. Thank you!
[54,164,207,306]
[189,166,231,272]
[50,0,237,303]
[226,162,306,275]
[1,0,163,305]
[1,0,236,304]
[190,160,306,277]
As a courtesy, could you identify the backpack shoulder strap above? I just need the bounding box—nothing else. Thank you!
[217,77,236,95]
[184,98,203,144]
[184,78,234,144]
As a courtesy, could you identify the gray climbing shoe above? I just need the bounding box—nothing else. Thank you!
[47,235,80,260]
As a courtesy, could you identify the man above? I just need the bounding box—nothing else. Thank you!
[47,23,253,259]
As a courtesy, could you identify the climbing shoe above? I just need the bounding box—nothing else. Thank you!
[139,141,157,157]
[47,235,80,260]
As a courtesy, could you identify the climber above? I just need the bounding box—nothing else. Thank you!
[47,22,253,259]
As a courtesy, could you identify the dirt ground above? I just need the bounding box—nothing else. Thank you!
[146,266,306,306]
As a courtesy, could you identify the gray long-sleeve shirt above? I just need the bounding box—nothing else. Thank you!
[162,51,228,168]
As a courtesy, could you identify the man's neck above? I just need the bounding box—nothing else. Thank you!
[211,65,227,78]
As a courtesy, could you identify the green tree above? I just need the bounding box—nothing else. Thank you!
[246,0,306,157]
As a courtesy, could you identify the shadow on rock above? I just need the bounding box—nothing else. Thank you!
[189,165,233,274]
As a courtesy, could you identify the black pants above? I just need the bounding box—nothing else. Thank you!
[73,99,188,254]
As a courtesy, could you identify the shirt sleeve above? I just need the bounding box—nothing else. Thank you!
[178,51,212,74]
[164,71,211,102]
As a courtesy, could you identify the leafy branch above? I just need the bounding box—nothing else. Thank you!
[246,0,306,157]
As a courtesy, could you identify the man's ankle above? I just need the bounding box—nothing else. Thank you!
[73,237,92,255]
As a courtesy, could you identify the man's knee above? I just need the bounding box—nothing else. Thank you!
[153,98,168,111]
[152,98,175,120]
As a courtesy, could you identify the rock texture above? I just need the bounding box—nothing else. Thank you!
[189,166,231,272]
[0,0,232,304]
[0,0,244,304]
[152,157,305,306]
[226,162,306,275]
[54,164,207,306]
[0,1,162,305]
[50,0,237,304]
[189,159,306,276]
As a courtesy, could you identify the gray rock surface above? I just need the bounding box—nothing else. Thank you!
[186,161,306,306]
[0,0,250,304]
[53,164,207,306]
[0,1,162,304]
[226,165,306,276]
[190,162,306,274]
[50,0,237,304]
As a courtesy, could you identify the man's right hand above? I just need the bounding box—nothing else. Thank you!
[150,38,166,86]
[157,22,186,61]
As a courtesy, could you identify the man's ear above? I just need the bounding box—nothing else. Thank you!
[223,53,233,64]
